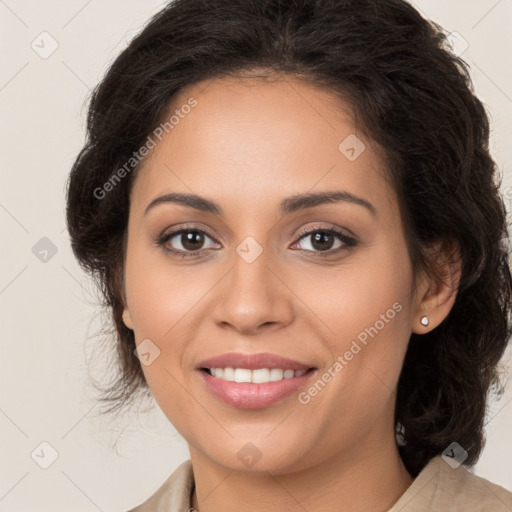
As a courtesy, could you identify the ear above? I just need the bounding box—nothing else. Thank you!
[122,307,134,330]
[116,259,133,330]
[412,238,461,334]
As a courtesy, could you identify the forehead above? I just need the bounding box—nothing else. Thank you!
[130,75,398,221]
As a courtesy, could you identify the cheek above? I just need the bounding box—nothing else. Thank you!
[297,241,412,342]
[301,243,413,401]
[123,248,201,426]
[123,244,199,385]
[124,239,213,337]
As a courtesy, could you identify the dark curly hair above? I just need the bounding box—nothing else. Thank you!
[65,0,512,477]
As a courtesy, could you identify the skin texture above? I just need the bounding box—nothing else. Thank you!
[121,75,460,512]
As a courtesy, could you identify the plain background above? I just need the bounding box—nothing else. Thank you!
[1,1,511,510]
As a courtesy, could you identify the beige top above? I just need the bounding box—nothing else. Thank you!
[126,455,512,511]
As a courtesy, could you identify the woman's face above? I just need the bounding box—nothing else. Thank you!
[122,75,425,474]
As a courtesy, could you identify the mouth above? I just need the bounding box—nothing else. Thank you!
[195,352,318,409]
[196,351,315,372]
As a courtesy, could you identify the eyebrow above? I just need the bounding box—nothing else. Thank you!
[144,190,376,217]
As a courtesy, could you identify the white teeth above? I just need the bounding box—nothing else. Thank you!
[234,368,252,383]
[270,368,284,381]
[223,367,234,380]
[252,368,270,383]
[207,367,309,383]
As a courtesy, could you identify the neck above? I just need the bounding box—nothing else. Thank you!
[189,435,413,512]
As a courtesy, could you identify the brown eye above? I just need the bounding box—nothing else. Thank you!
[158,227,220,256]
[179,230,206,251]
[292,226,357,257]
[303,231,337,251]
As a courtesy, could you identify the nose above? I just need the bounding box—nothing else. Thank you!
[211,249,294,335]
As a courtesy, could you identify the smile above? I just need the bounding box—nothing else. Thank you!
[204,367,308,383]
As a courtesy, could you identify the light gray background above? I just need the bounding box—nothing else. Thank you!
[1,1,511,510]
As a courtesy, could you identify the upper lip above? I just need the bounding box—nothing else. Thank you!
[196,352,315,371]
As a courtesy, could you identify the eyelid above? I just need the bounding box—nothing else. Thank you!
[295,223,356,240]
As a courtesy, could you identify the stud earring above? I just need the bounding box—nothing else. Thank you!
[420,316,429,326]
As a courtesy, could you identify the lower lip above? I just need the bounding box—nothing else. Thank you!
[197,369,316,409]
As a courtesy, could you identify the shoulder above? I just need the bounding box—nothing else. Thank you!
[389,456,512,512]
[125,459,195,512]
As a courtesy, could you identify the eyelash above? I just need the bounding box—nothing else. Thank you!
[156,224,357,259]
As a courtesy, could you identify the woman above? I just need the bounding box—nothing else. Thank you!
[65,0,512,510]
